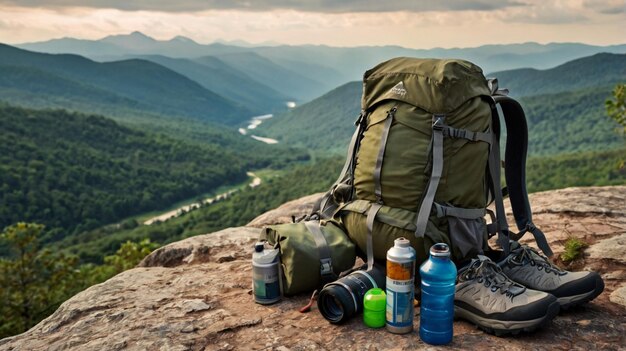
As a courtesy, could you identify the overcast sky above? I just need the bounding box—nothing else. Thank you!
[0,0,624,48]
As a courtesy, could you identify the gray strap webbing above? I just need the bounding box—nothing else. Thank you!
[374,107,396,204]
[509,224,553,257]
[443,126,492,144]
[488,109,511,255]
[342,200,417,231]
[303,221,334,279]
[434,203,485,219]
[334,114,363,185]
[318,112,365,219]
[415,114,446,238]
[366,203,383,271]
[487,78,510,96]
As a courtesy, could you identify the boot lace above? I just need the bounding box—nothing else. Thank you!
[461,259,525,298]
[511,245,566,276]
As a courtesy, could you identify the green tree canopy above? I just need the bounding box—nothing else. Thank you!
[606,83,626,134]
[0,223,81,337]
[0,222,157,338]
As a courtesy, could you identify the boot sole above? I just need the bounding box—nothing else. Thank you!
[454,300,560,337]
[558,274,605,310]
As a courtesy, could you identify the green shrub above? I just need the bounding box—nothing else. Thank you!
[560,238,588,263]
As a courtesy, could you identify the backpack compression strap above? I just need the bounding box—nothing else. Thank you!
[366,203,383,270]
[491,93,553,257]
[414,114,446,237]
[303,220,338,284]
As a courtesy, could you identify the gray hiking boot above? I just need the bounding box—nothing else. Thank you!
[496,242,604,310]
[455,256,559,336]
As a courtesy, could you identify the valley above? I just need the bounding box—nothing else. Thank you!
[0,36,624,337]
[1,40,624,259]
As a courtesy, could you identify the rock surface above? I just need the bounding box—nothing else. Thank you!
[247,193,322,228]
[1,186,625,351]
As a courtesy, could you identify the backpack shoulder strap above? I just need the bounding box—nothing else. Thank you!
[489,79,553,256]
[315,111,367,219]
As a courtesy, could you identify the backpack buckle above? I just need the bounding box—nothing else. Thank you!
[354,111,366,126]
[320,258,333,277]
[432,114,446,131]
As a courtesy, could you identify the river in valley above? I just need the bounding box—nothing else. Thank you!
[143,172,262,225]
[143,108,292,225]
[238,114,279,144]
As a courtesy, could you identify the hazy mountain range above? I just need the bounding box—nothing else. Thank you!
[17,32,626,104]
[0,43,252,125]
[491,53,626,98]
[3,36,624,156]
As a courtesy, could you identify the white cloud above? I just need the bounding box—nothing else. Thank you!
[583,0,626,14]
[480,1,583,24]
[0,1,623,48]
[0,0,524,13]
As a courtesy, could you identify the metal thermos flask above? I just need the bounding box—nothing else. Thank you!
[386,237,416,334]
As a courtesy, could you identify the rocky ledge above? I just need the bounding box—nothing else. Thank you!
[1,186,624,351]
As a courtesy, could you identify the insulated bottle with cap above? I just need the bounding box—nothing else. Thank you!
[386,237,416,334]
[252,241,282,304]
[419,243,457,345]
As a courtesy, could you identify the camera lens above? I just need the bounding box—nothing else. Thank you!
[319,287,354,323]
[317,267,385,324]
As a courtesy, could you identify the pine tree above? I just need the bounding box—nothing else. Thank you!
[606,84,626,134]
[0,223,81,337]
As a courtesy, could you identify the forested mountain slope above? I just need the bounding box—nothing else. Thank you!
[133,55,292,114]
[0,44,251,125]
[491,53,626,98]
[257,81,361,153]
[0,105,307,240]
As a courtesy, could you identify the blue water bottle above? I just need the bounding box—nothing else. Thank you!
[419,243,457,345]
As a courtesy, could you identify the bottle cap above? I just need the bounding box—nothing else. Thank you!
[363,288,386,328]
[430,243,451,257]
[394,237,410,248]
[364,288,386,310]
[254,242,265,252]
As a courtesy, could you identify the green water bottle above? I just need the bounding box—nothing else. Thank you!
[363,288,386,328]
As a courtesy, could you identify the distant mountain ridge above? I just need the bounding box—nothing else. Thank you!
[126,54,292,114]
[16,32,626,101]
[205,52,328,102]
[491,53,626,97]
[0,44,251,125]
[258,53,626,155]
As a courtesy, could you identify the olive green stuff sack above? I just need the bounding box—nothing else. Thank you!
[261,220,356,295]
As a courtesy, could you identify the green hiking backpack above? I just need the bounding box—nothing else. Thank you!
[317,57,552,268]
